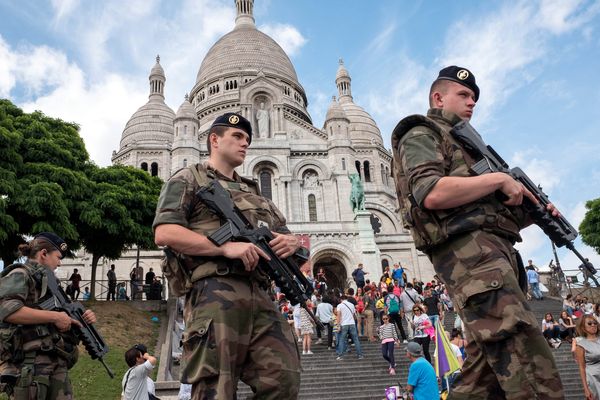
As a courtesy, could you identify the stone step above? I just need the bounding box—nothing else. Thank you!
[157,297,586,399]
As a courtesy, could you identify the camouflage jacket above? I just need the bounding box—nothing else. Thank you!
[153,162,291,282]
[391,108,527,253]
[0,261,78,364]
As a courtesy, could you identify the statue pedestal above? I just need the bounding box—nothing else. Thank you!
[354,211,381,284]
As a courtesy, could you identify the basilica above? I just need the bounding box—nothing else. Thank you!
[105,0,433,290]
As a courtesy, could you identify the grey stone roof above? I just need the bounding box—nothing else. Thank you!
[195,24,300,87]
[150,55,165,79]
[325,96,348,121]
[175,95,198,121]
[336,59,350,80]
[119,98,175,148]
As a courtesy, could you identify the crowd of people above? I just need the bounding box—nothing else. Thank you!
[272,262,468,397]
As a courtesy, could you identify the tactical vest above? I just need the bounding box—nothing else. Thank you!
[161,164,274,296]
[391,113,524,253]
[0,263,79,373]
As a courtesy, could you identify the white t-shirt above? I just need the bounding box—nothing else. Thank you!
[413,313,430,338]
[316,302,334,324]
[122,360,154,400]
[338,300,356,326]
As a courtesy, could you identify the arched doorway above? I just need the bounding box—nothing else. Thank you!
[313,257,347,293]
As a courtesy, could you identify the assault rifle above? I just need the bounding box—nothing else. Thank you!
[196,180,324,330]
[38,269,114,378]
[450,120,589,266]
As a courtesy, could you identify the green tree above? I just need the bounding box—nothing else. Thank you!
[580,198,600,255]
[0,99,91,262]
[77,165,162,298]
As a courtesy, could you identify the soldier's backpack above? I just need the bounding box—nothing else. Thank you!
[158,165,210,297]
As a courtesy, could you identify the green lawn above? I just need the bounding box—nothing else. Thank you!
[1,301,163,399]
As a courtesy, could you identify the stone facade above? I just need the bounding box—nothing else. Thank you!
[99,0,433,292]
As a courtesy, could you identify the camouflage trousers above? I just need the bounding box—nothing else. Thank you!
[182,275,301,400]
[10,353,72,400]
[430,230,564,400]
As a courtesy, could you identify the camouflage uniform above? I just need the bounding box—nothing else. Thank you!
[391,108,564,399]
[0,262,77,399]
[153,163,301,400]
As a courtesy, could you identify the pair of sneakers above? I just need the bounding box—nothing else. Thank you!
[550,338,562,348]
[389,367,396,375]
[302,350,314,355]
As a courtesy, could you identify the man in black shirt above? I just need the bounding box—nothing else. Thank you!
[422,287,442,330]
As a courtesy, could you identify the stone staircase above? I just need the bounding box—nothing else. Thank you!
[156,298,585,399]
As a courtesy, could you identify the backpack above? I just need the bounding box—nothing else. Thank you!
[387,294,400,314]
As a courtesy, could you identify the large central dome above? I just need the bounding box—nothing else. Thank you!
[195,24,300,87]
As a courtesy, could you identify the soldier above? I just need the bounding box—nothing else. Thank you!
[153,113,302,399]
[391,66,564,399]
[0,232,97,399]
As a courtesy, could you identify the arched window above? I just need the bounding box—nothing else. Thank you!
[259,170,272,200]
[381,164,386,184]
[308,194,317,222]
[381,259,389,273]
[364,161,371,182]
[141,162,148,172]
[385,166,390,186]
[183,125,187,136]
[183,159,187,167]
[151,162,158,177]
[355,160,361,178]
[342,158,346,171]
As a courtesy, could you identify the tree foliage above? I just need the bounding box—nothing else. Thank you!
[0,100,162,292]
[0,99,90,262]
[78,165,162,298]
[580,198,600,255]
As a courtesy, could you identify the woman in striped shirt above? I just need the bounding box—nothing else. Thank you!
[378,313,400,374]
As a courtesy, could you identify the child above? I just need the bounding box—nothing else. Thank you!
[378,313,400,374]
[300,300,315,355]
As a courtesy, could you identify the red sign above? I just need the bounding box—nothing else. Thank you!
[298,234,310,249]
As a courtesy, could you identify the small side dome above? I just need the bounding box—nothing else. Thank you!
[150,55,165,79]
[175,94,198,121]
[336,58,350,80]
[325,96,348,122]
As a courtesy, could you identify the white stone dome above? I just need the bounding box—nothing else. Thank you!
[325,96,348,122]
[175,95,198,121]
[119,98,175,148]
[195,25,300,87]
[340,102,382,144]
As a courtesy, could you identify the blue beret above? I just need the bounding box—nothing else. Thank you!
[210,113,252,144]
[34,232,68,259]
[435,66,480,102]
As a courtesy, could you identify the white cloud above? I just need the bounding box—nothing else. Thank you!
[538,0,600,34]
[0,37,17,97]
[365,0,600,141]
[50,0,80,24]
[0,33,146,166]
[570,201,588,227]
[259,23,307,57]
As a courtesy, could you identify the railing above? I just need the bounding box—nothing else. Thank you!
[58,278,165,301]
[545,268,600,303]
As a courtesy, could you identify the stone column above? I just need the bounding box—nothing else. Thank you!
[354,210,381,281]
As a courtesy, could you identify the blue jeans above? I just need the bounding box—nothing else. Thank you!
[429,314,439,331]
[530,282,543,299]
[337,324,363,357]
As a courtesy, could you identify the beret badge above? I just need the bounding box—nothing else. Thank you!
[229,115,240,124]
[457,69,469,80]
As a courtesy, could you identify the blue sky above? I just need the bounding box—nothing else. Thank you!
[1,0,599,275]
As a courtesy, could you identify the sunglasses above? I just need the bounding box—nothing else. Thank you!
[413,309,420,312]
[587,322,598,326]
[382,317,389,320]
